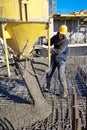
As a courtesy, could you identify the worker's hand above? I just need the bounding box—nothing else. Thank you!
[41,44,48,49]
[41,37,48,45]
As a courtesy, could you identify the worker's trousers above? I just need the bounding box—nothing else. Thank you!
[46,59,67,92]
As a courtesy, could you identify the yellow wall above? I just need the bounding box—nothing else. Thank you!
[0,0,49,21]
[0,0,20,19]
[27,0,49,21]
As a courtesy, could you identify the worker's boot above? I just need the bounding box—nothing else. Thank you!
[44,76,51,92]
[59,79,68,98]
[44,82,50,92]
[62,87,68,98]
[61,80,68,98]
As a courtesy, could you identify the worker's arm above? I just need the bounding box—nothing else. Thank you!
[41,36,54,49]
[51,39,69,55]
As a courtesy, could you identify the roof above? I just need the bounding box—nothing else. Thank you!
[71,10,87,15]
[50,10,87,20]
[51,14,87,20]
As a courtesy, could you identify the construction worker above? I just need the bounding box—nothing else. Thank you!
[44,25,69,98]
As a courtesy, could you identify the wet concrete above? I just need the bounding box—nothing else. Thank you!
[0,56,87,129]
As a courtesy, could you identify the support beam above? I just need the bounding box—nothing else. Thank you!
[1,24,11,77]
[47,22,51,67]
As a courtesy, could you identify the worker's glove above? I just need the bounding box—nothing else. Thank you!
[41,44,48,49]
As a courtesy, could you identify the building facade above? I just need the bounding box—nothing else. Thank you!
[50,14,87,56]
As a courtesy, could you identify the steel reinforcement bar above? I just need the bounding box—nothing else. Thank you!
[72,87,82,130]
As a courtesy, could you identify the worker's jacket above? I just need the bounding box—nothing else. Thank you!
[50,32,69,62]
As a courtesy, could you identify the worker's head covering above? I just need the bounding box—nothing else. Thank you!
[59,25,68,35]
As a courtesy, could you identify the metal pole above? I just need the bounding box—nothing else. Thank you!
[72,87,77,105]
[72,106,76,130]
[48,21,51,67]
[1,24,11,77]
[85,26,87,43]
[72,87,78,130]
[86,93,87,130]
[77,19,80,44]
[76,118,81,130]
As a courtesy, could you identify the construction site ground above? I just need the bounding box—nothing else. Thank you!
[0,56,87,130]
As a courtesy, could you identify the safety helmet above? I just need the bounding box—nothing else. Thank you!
[59,25,68,35]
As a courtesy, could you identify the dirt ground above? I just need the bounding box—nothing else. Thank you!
[0,56,87,129]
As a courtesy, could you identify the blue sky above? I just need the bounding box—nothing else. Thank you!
[56,0,87,14]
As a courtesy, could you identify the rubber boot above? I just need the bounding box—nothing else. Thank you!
[63,88,68,98]
[61,80,68,98]
[44,75,51,92]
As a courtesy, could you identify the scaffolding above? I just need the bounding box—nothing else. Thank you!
[49,0,56,15]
